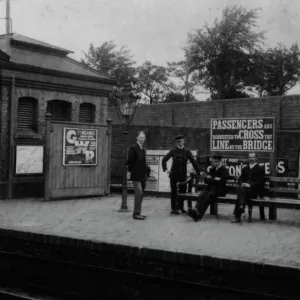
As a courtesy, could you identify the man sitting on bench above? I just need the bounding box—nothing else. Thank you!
[188,155,229,222]
[231,152,265,223]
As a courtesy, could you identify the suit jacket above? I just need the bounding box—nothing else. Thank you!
[238,163,265,197]
[162,147,200,178]
[204,165,229,195]
[127,143,151,182]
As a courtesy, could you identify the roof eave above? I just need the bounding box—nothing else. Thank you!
[11,39,73,56]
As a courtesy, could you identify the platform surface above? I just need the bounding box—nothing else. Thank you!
[0,194,300,269]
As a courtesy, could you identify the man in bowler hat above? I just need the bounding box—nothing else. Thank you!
[127,131,151,220]
[188,155,229,221]
[231,152,265,223]
[162,135,201,215]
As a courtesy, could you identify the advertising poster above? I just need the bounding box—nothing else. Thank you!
[221,157,288,177]
[63,128,97,166]
[127,150,197,192]
[211,118,275,152]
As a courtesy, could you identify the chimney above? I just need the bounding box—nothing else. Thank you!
[5,0,11,56]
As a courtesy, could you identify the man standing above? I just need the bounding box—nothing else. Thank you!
[188,155,229,221]
[127,131,151,220]
[231,152,265,223]
[162,135,200,215]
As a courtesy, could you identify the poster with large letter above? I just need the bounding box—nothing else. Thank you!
[211,118,275,152]
[220,157,288,177]
[63,128,97,166]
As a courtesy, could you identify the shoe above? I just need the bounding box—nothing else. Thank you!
[248,216,252,222]
[170,210,179,215]
[180,209,188,214]
[231,217,241,223]
[133,214,145,220]
[187,209,200,222]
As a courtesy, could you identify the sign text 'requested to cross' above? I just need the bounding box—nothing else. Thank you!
[211,118,275,152]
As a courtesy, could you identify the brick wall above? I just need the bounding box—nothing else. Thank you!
[0,228,299,299]
[108,95,300,129]
[109,95,300,176]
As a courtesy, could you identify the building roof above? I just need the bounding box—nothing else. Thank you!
[0,33,110,80]
[0,33,72,55]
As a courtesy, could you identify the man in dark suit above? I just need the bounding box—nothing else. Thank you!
[162,135,201,215]
[188,155,229,221]
[127,131,151,220]
[231,152,265,223]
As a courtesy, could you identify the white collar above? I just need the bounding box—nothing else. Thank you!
[177,146,184,150]
[137,142,143,149]
[249,162,257,169]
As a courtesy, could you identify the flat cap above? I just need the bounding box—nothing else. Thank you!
[212,155,222,160]
[175,134,184,140]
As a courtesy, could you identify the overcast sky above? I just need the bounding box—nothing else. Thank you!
[1,0,300,96]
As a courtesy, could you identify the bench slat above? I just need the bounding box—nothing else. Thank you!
[269,176,300,183]
[268,188,300,194]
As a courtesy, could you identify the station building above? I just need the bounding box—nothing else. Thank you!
[0,33,114,198]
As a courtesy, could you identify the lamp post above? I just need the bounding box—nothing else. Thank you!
[110,81,140,212]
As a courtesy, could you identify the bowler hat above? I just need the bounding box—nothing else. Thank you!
[175,134,184,141]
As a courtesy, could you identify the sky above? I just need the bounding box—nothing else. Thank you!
[1,0,300,96]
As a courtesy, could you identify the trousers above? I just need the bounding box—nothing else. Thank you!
[195,186,219,218]
[133,181,146,214]
[234,186,265,219]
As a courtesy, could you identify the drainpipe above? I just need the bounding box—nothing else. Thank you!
[8,75,16,198]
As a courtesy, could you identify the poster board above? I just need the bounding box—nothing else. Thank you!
[15,145,44,174]
[63,128,98,166]
[211,118,275,152]
[127,150,197,192]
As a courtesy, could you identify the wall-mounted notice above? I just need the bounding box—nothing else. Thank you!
[63,128,97,166]
[16,145,44,174]
[211,118,275,152]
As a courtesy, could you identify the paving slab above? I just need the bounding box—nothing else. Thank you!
[0,194,300,268]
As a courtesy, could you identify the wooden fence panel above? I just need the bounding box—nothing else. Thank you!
[44,121,110,200]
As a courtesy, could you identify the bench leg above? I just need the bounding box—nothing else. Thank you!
[187,200,192,210]
[248,205,252,221]
[210,201,218,216]
[259,204,265,221]
[269,205,277,220]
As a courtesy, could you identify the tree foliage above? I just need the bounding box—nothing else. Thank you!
[167,61,198,102]
[250,43,300,96]
[135,61,172,104]
[81,41,136,88]
[185,5,265,100]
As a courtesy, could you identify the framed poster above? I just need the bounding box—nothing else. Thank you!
[211,117,275,152]
[63,128,98,166]
[15,145,44,174]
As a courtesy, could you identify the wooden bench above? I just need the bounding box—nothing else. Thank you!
[177,174,300,220]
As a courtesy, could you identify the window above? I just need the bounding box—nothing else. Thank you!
[47,100,71,121]
[17,97,38,132]
[79,103,95,123]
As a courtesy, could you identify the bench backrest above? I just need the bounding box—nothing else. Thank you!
[188,174,300,198]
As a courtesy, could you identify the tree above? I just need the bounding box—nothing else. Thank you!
[134,61,173,104]
[81,41,136,88]
[167,61,198,102]
[163,92,197,103]
[185,5,265,100]
[250,44,300,96]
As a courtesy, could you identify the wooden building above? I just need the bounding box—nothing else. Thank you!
[0,33,115,198]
